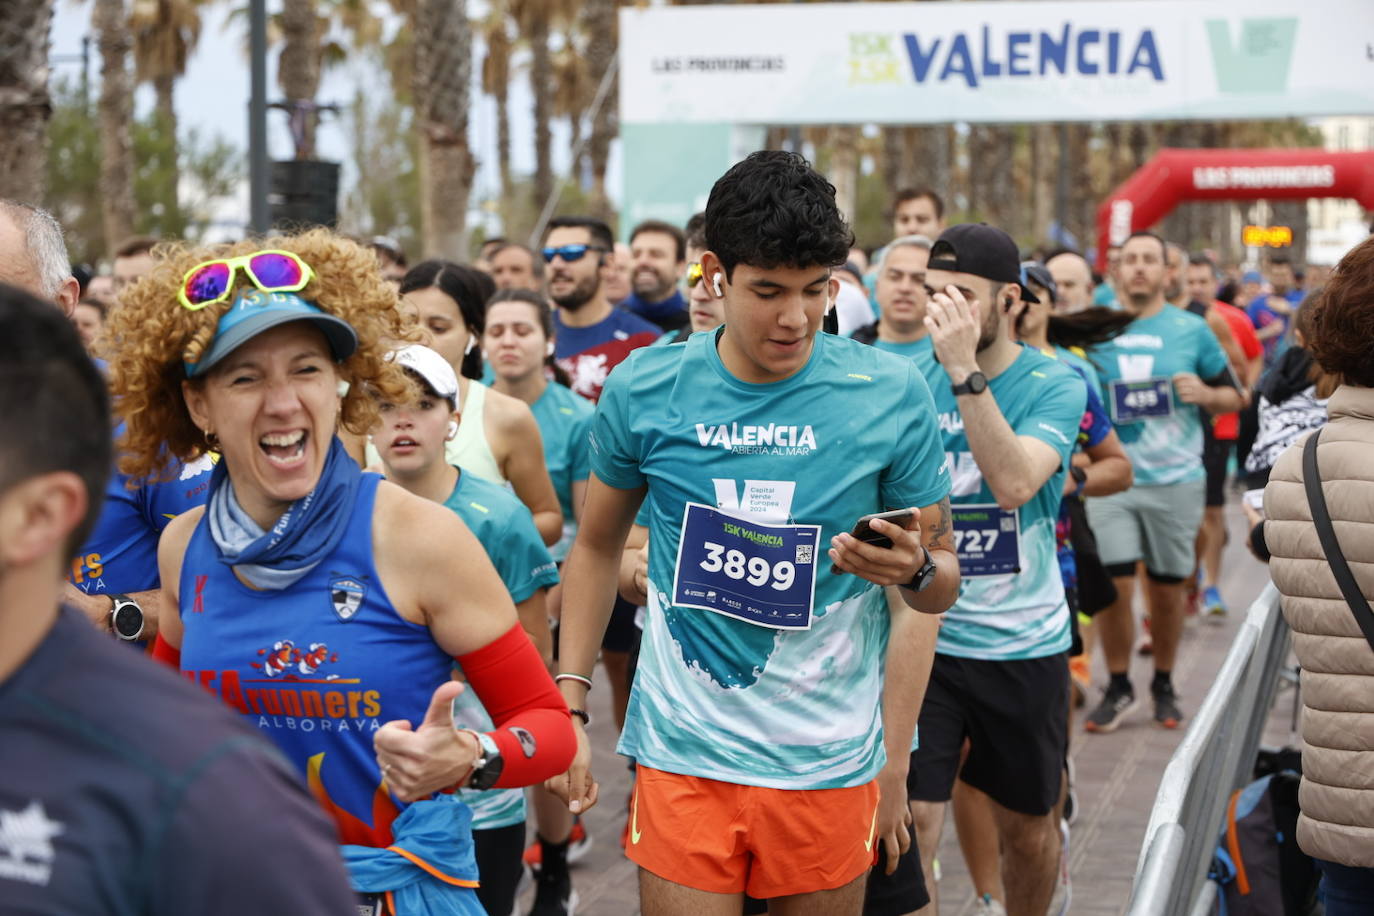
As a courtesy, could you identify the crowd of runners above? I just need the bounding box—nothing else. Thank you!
[0,147,1356,916]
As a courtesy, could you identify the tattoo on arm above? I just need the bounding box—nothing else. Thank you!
[928,497,952,547]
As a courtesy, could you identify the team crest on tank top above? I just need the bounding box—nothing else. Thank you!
[329,575,366,621]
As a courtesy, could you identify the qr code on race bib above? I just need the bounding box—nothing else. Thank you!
[1000,517,1016,532]
[796,544,814,564]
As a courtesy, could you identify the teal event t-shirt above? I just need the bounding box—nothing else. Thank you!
[589,330,949,790]
[443,471,558,830]
[529,382,594,562]
[873,335,939,380]
[1090,306,1229,487]
[922,347,1086,661]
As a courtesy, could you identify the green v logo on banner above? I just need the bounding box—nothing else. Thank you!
[1205,18,1299,93]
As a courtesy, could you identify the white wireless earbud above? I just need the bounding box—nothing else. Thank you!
[447,420,459,440]
[336,380,351,398]
[546,342,555,358]
[712,272,724,297]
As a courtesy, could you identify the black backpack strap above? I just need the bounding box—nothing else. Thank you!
[1302,431,1374,652]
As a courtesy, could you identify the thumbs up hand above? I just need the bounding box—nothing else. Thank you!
[374,680,483,802]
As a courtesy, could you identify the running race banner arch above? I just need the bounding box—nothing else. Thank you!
[1094,149,1374,270]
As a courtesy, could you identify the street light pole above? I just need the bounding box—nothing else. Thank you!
[248,0,270,233]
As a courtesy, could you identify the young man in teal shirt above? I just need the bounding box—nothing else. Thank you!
[1084,231,1243,734]
[551,151,960,915]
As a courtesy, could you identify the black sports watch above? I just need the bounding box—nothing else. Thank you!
[902,547,938,593]
[110,594,145,641]
[951,372,988,396]
[462,730,505,791]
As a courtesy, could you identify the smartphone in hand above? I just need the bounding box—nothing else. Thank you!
[850,509,915,550]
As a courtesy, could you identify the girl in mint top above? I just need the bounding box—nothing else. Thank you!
[484,290,594,562]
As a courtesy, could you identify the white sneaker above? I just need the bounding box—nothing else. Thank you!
[973,894,1007,916]
[1047,819,1072,916]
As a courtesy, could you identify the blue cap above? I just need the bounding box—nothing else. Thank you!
[1242,270,1263,285]
[184,289,358,377]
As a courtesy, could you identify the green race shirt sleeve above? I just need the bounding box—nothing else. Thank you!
[588,360,645,490]
[569,408,593,484]
[1197,324,1230,381]
[1014,369,1087,465]
[880,364,951,510]
[492,511,559,605]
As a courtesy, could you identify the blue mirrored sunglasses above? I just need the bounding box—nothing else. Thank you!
[542,244,606,264]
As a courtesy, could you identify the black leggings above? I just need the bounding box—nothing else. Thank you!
[472,821,527,916]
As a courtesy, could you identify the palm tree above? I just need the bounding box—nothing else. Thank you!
[581,0,616,220]
[509,0,580,220]
[412,0,474,258]
[94,0,136,250]
[551,28,591,184]
[129,0,202,229]
[0,0,55,201]
[479,3,514,215]
[277,0,322,159]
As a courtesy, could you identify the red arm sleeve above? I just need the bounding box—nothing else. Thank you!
[152,633,181,669]
[456,623,575,789]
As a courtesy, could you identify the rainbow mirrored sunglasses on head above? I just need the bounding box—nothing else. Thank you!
[177,250,316,311]
[686,262,704,288]
[541,244,607,264]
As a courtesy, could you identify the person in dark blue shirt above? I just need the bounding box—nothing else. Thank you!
[620,219,689,334]
[0,282,356,915]
[64,433,213,642]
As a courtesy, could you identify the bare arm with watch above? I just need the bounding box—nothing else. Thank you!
[63,582,161,640]
[546,474,648,815]
[828,498,960,613]
[925,285,1065,510]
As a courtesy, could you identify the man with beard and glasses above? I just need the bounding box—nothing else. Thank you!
[543,217,661,403]
[1083,232,1242,735]
[622,220,689,334]
[881,224,1087,916]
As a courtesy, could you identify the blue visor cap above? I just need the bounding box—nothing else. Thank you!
[185,289,359,377]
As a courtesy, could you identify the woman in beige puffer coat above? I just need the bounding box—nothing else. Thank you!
[1265,234,1374,913]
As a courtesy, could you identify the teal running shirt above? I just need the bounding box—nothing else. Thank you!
[1051,345,1103,395]
[589,330,949,789]
[442,471,558,829]
[873,335,939,379]
[529,382,594,562]
[1090,306,1229,487]
[921,347,1085,661]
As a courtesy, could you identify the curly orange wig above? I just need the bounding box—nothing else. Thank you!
[107,229,419,482]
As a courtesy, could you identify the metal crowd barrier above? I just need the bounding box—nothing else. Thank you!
[1126,583,1291,916]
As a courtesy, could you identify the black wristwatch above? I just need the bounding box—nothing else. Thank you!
[951,372,988,396]
[110,594,145,641]
[462,730,505,791]
[902,547,938,593]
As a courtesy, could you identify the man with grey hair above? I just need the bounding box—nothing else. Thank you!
[0,204,214,649]
[851,234,937,374]
[0,199,79,315]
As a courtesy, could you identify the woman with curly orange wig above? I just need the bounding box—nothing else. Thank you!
[106,230,575,914]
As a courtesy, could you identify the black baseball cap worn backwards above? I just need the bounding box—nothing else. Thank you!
[928,223,1040,304]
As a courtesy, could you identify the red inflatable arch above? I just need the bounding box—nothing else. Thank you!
[1094,148,1374,270]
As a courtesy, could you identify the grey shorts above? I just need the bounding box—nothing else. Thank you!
[1085,477,1207,580]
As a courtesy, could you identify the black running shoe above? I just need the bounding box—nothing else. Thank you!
[1152,682,1184,729]
[1084,683,1138,734]
[529,864,578,916]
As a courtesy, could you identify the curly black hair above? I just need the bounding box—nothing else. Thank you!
[704,151,854,279]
